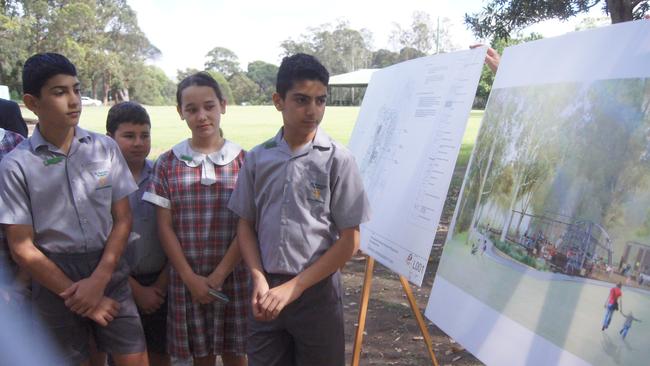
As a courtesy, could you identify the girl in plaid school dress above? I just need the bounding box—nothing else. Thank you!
[143,73,249,366]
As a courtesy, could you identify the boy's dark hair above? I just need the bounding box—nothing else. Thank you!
[276,53,329,99]
[22,53,77,97]
[106,102,151,135]
[176,72,224,106]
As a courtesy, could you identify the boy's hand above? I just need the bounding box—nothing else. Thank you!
[470,44,500,73]
[251,273,270,321]
[131,281,165,314]
[258,279,304,321]
[84,296,120,327]
[185,273,214,304]
[61,276,107,315]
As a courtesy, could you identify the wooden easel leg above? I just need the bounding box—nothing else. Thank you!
[399,276,440,366]
[351,256,375,366]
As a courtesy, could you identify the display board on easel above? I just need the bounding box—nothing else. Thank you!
[347,47,487,365]
[427,20,650,366]
[348,47,487,286]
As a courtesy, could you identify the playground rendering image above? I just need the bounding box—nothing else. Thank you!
[434,78,650,366]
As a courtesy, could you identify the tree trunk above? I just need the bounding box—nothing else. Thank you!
[102,73,110,105]
[500,170,522,243]
[118,88,129,102]
[91,79,98,101]
[448,151,477,241]
[469,138,497,232]
[606,0,634,23]
[515,191,533,237]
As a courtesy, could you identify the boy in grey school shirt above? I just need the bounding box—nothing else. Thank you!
[228,53,371,366]
[0,53,148,366]
[106,102,170,366]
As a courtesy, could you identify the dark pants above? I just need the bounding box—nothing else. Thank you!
[32,250,146,365]
[247,271,344,366]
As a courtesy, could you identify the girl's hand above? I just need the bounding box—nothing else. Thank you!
[186,273,214,304]
[207,271,225,291]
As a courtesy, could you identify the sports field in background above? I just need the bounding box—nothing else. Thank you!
[20,106,484,158]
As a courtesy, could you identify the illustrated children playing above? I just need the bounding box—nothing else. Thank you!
[619,310,641,339]
[143,72,249,366]
[602,282,623,331]
[106,102,170,366]
[0,53,148,365]
[228,53,371,366]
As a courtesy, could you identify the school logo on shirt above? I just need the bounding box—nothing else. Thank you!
[263,139,277,149]
[93,168,111,190]
[308,181,326,203]
[43,156,64,166]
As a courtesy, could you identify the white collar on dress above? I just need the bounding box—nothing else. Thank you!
[0,128,5,142]
[171,139,242,186]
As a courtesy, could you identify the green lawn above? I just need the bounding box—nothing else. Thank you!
[20,105,483,158]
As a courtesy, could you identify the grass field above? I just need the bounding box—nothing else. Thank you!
[20,106,483,158]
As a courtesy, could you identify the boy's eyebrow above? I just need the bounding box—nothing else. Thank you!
[49,82,81,91]
[292,93,328,99]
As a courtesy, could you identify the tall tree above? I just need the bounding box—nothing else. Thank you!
[370,49,399,68]
[0,0,160,103]
[129,64,175,105]
[246,60,278,104]
[280,21,373,74]
[229,73,258,105]
[177,68,201,82]
[205,47,240,78]
[176,68,235,106]
[390,11,456,54]
[465,0,649,39]
[205,70,235,105]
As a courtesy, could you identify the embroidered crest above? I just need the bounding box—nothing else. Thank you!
[43,156,64,166]
[263,139,277,149]
[308,181,326,203]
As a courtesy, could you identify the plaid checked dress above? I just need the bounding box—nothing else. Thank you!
[147,143,249,358]
[0,129,24,278]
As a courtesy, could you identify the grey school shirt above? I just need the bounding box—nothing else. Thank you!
[228,127,371,275]
[0,125,137,254]
[124,160,166,275]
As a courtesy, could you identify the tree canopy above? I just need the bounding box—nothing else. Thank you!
[0,0,176,105]
[465,0,649,39]
[390,11,457,54]
[205,47,241,78]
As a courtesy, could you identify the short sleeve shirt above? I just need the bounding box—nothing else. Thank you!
[0,125,137,253]
[124,160,166,275]
[0,128,25,278]
[228,127,371,275]
[608,287,622,305]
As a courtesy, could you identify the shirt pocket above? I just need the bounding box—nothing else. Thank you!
[304,170,329,205]
[83,161,113,203]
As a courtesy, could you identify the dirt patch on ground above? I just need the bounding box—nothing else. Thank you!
[341,158,484,366]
